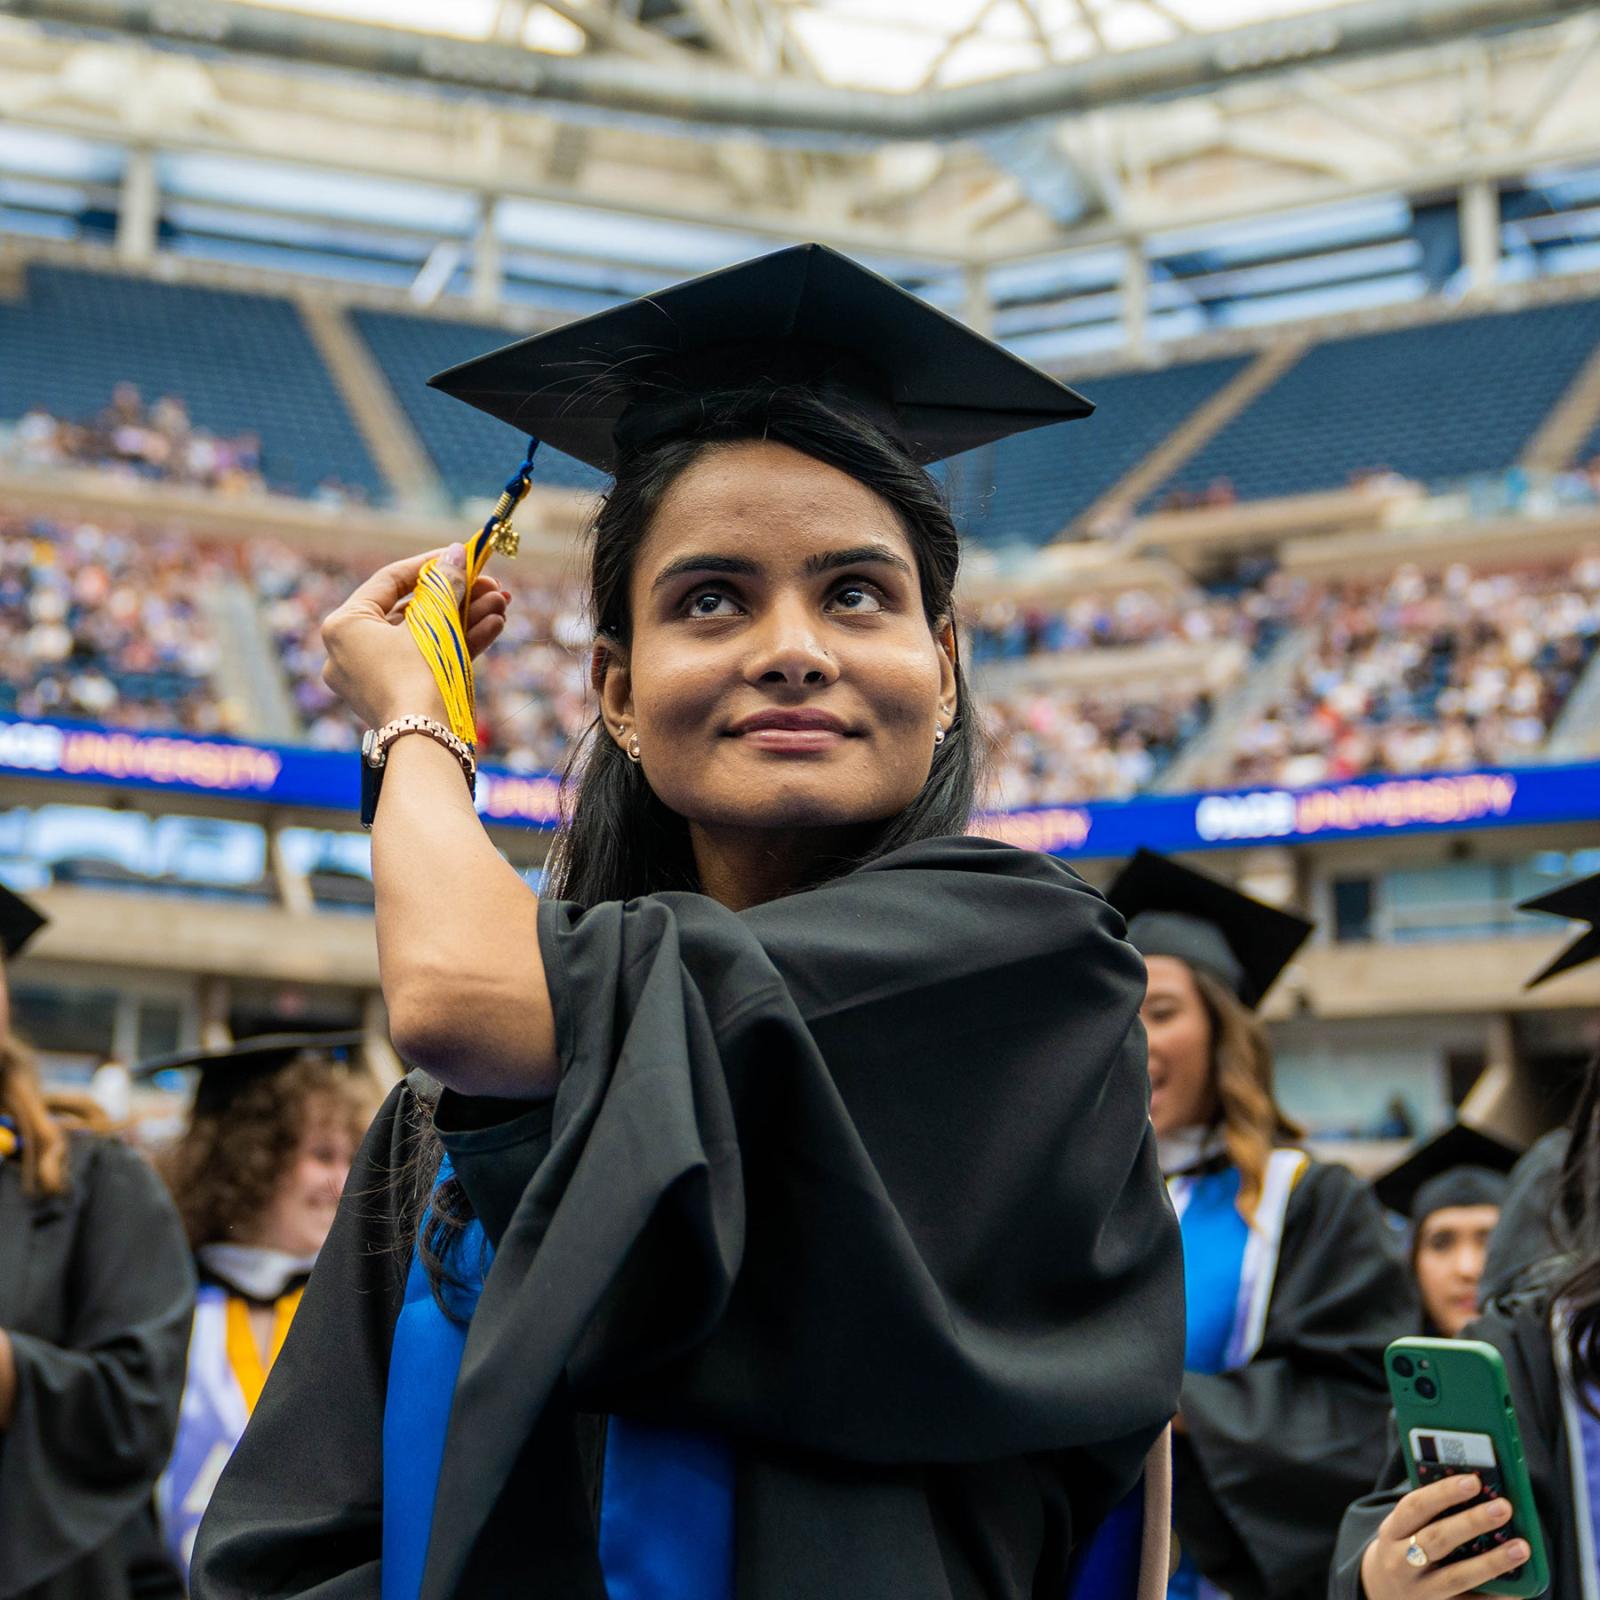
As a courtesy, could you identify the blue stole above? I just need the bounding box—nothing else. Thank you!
[1166,1165,1253,1600]
[1555,1317,1600,1600]
[380,1158,735,1600]
[1174,1167,1252,1377]
[1064,1486,1146,1600]
[381,1157,1165,1600]
[1574,1402,1600,1599]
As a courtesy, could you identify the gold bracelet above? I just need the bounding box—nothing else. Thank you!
[360,716,476,828]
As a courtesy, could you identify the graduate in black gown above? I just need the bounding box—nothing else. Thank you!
[1104,850,1416,1600]
[0,885,196,1600]
[138,1032,377,1587]
[1478,874,1600,1307]
[1373,1125,1516,1337]
[1331,869,1600,1600]
[191,246,1187,1600]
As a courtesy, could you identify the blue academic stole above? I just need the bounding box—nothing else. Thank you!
[382,1160,1169,1600]
[1555,1316,1600,1600]
[1164,1151,1307,1600]
[380,1158,735,1600]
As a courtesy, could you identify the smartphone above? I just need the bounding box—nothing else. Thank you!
[1384,1337,1551,1599]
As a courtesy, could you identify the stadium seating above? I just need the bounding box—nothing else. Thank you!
[351,309,607,504]
[0,265,385,501]
[1212,558,1600,789]
[944,355,1250,545]
[0,514,231,731]
[1153,297,1600,505]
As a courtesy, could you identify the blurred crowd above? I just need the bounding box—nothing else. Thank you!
[1214,557,1600,790]
[966,566,1309,665]
[0,514,233,732]
[982,685,1215,807]
[7,385,268,497]
[2,510,1597,804]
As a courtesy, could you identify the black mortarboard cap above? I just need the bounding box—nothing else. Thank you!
[427,243,1093,473]
[1518,872,1600,990]
[133,1029,367,1116]
[1105,848,1313,1011]
[0,883,47,960]
[1373,1123,1519,1220]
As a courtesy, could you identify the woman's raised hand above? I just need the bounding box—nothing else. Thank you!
[321,543,511,731]
[1358,1475,1530,1599]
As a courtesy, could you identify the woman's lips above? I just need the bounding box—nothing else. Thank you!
[728,710,852,753]
[741,726,846,753]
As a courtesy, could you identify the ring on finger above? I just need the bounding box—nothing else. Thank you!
[1404,1539,1429,1570]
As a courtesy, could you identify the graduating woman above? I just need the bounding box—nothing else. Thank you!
[144,1032,377,1585]
[0,885,196,1600]
[1373,1126,1515,1339]
[191,245,1186,1600]
[1333,869,1600,1600]
[1104,850,1417,1600]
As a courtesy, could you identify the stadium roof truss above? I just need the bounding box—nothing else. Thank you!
[1,0,1600,344]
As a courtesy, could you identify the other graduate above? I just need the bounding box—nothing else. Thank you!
[191,245,1187,1600]
[1374,1125,1515,1337]
[141,1032,377,1586]
[0,884,195,1600]
[1333,868,1600,1600]
[1106,849,1417,1600]
[1478,872,1600,1305]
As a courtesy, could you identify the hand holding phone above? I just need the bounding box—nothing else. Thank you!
[1372,1337,1551,1599]
[1359,1472,1532,1600]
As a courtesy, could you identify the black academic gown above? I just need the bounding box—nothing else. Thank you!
[1481,1129,1569,1305]
[1330,1292,1584,1600]
[0,1132,195,1600]
[1174,1160,1418,1600]
[193,836,1187,1600]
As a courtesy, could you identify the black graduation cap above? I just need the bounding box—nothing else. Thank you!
[0,882,47,960]
[1518,871,1600,990]
[1104,848,1314,1011]
[427,243,1093,473]
[1372,1122,1519,1221]
[132,1030,367,1116]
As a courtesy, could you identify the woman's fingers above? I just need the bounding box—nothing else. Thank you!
[384,574,508,627]
[1412,1496,1514,1567]
[465,612,508,659]
[341,549,446,621]
[1381,1477,1483,1543]
[1425,1535,1529,1595]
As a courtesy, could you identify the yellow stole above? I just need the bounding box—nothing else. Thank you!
[222,1287,305,1413]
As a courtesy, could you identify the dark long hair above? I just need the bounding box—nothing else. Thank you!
[416,384,986,1297]
[1555,1050,1600,1409]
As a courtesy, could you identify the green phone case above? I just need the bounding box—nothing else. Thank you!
[1385,1337,1551,1598]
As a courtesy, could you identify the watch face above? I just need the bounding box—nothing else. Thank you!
[361,729,379,764]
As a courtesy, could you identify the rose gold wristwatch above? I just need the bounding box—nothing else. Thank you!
[359,716,476,829]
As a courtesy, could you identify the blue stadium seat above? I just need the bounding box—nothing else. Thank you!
[0,264,386,500]
[351,309,606,505]
[1151,297,1600,505]
[944,355,1250,546]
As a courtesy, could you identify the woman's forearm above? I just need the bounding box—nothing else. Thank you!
[371,734,559,1097]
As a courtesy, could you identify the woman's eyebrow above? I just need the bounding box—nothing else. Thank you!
[649,553,760,594]
[649,543,912,594]
[803,543,913,578]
